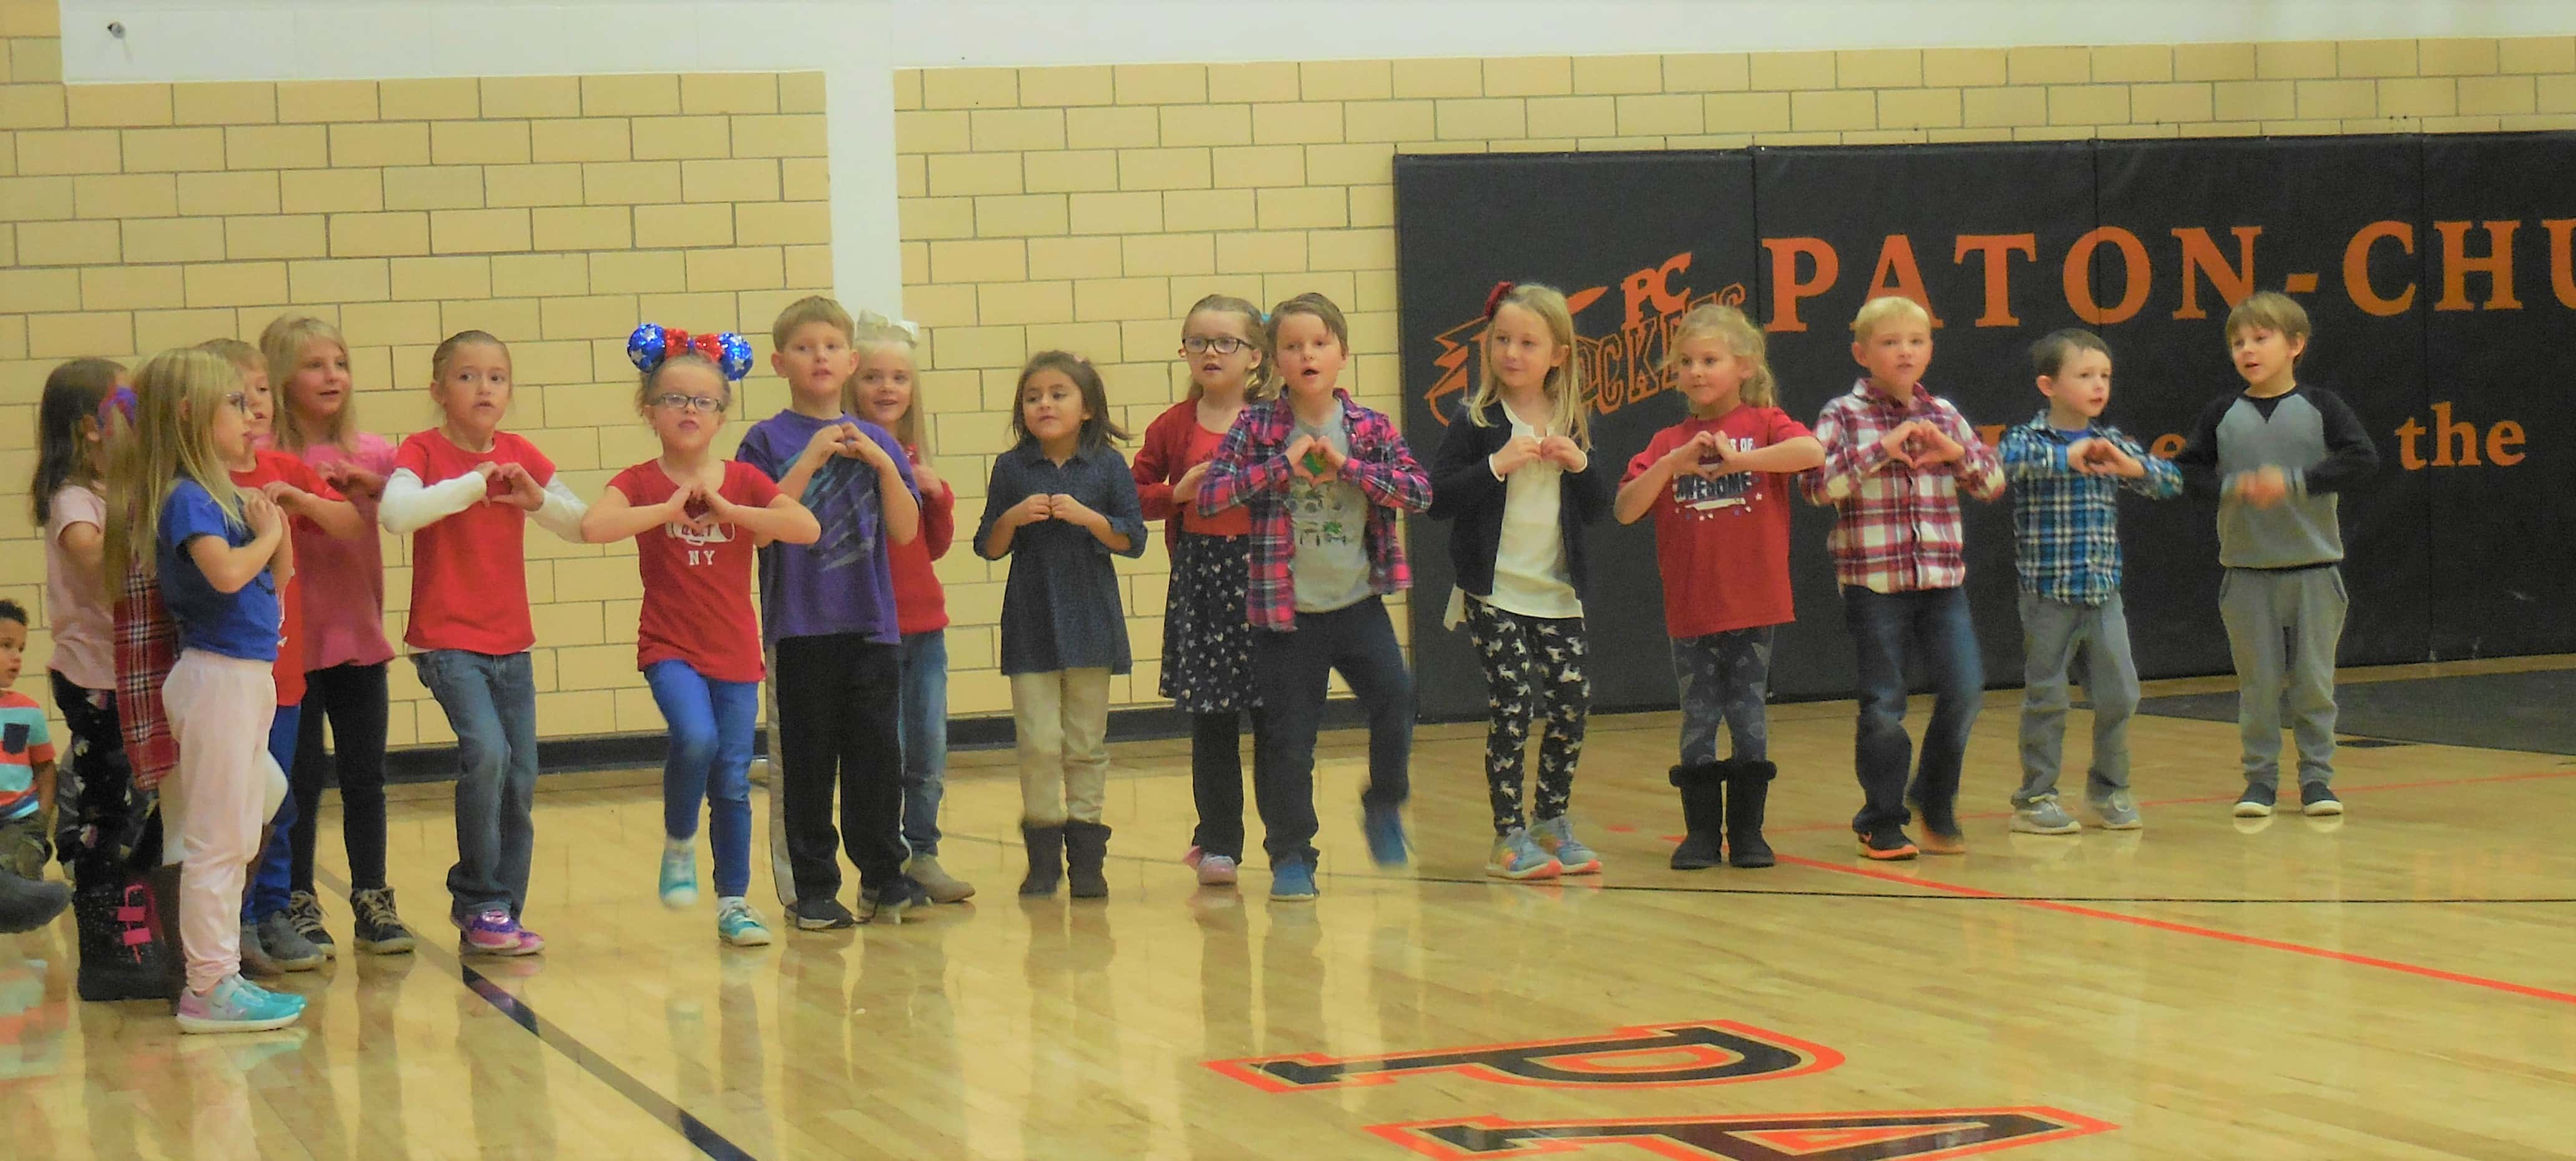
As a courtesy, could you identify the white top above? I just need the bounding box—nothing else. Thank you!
[1485,414,1581,619]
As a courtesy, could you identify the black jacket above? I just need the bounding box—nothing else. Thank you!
[1424,397,1614,606]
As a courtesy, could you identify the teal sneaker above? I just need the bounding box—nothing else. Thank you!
[1485,828,1562,881]
[1269,858,1318,901]
[659,843,698,909]
[715,898,772,947]
[177,973,306,1034]
[1531,815,1601,875]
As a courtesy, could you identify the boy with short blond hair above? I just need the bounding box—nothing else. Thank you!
[2172,291,2378,820]
[1803,296,2006,860]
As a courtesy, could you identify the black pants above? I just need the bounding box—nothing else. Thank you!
[1189,707,1267,861]
[774,633,906,900]
[48,671,140,880]
[290,662,393,892]
[1249,596,1412,867]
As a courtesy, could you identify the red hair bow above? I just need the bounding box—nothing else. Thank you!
[1482,281,1516,321]
[661,328,723,361]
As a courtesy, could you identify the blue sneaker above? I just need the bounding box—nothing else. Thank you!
[715,898,772,947]
[660,842,698,908]
[1362,805,1409,868]
[1269,858,1318,901]
[177,973,306,1034]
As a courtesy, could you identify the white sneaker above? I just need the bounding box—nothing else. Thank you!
[2009,795,2081,835]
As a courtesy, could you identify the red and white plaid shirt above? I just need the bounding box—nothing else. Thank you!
[1801,380,2005,594]
[113,570,180,792]
[1197,392,1432,632]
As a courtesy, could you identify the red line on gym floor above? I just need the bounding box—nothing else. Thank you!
[1774,853,2576,1007]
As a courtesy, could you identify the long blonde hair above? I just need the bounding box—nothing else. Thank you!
[846,311,927,450]
[1181,294,1276,402]
[105,349,248,583]
[1469,282,1591,448]
[261,315,356,452]
[1667,303,1778,412]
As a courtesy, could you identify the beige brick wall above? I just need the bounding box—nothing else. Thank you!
[896,36,2576,719]
[1,0,831,744]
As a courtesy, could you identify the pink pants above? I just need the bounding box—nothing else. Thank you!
[162,649,285,995]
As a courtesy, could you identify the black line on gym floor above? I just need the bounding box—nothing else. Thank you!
[316,870,757,1161]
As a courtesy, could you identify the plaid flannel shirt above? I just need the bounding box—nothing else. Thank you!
[113,570,179,792]
[1800,380,2006,593]
[1197,391,1432,631]
[1998,411,2183,605]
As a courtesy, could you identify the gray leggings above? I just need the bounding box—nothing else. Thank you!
[1673,627,1773,766]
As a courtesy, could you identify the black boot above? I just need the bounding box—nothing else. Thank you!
[1725,759,1777,868]
[74,872,173,1002]
[0,867,70,934]
[145,864,185,1003]
[1667,762,1727,870]
[1063,821,1111,900]
[1018,823,1065,896]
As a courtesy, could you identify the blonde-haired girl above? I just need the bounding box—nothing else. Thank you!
[1613,302,1823,871]
[1425,281,1612,881]
[122,348,305,1032]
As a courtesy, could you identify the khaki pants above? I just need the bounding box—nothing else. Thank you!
[1010,669,1111,826]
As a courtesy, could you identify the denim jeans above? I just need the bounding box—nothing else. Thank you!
[643,659,759,901]
[897,629,949,857]
[1249,596,1412,867]
[1841,586,1983,835]
[414,649,540,920]
[242,702,302,921]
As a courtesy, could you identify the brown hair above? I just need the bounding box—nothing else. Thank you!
[1667,303,1778,413]
[1266,291,1349,352]
[1010,351,1129,452]
[1181,294,1276,402]
[2031,328,2112,379]
[771,294,856,351]
[2225,290,2312,351]
[258,315,355,452]
[29,357,124,525]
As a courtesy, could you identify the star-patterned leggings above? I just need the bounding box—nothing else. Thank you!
[1466,596,1589,835]
[1673,626,1773,766]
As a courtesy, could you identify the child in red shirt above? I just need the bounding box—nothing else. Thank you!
[1616,305,1822,871]
[584,328,817,947]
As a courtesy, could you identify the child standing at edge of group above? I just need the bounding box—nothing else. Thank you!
[0,600,59,883]
[977,351,1147,900]
[588,326,820,946]
[116,347,304,1032]
[378,331,588,956]
[1199,293,1432,902]
[203,338,366,978]
[845,313,971,906]
[1616,304,1823,871]
[741,301,932,927]
[1427,282,1612,883]
[263,315,416,956]
[1802,296,2006,862]
[2172,291,2379,821]
[1999,329,2182,835]
[1134,294,1272,888]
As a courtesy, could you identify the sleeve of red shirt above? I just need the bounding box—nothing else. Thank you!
[279,455,341,501]
[1764,407,1815,448]
[919,471,955,560]
[393,435,428,478]
[1133,406,1181,522]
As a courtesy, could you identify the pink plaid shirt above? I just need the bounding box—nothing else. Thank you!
[112,570,180,792]
[1801,380,2005,594]
[1197,392,1432,632]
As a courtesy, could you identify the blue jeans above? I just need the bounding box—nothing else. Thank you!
[644,659,758,900]
[1842,586,1984,835]
[242,702,303,922]
[414,649,540,920]
[897,629,949,857]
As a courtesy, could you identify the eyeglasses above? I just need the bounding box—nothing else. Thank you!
[650,394,726,414]
[223,392,251,413]
[1181,336,1251,356]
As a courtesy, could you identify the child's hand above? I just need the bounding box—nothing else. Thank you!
[1911,424,1965,467]
[1284,434,1319,480]
[803,422,853,463]
[1490,433,1544,477]
[495,462,547,511]
[847,428,896,471]
[1048,493,1099,528]
[2237,465,2289,508]
[1878,420,1924,467]
[660,478,710,531]
[910,452,943,497]
[473,462,502,486]
[1538,434,1587,473]
[260,480,308,513]
[243,491,283,537]
[700,480,742,522]
[333,464,388,499]
[1171,461,1209,505]
[1312,437,1347,481]
[2087,440,2144,478]
[1009,493,1055,527]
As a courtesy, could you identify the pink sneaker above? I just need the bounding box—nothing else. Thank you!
[457,909,545,956]
[1183,845,1206,869]
[1194,854,1239,887]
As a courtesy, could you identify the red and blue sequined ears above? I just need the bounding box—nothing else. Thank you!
[627,323,754,381]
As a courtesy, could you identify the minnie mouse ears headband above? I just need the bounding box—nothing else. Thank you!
[1482,280,1518,321]
[627,323,755,382]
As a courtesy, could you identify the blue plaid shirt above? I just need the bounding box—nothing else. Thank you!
[1999,412,2182,605]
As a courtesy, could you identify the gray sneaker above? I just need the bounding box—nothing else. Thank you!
[257,911,326,971]
[238,920,284,976]
[2009,794,2081,835]
[2089,790,2142,830]
[1531,814,1601,874]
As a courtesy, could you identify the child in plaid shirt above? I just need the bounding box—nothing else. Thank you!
[1997,329,2180,836]
[1803,296,2004,861]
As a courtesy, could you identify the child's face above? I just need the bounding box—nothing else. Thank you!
[2228,325,2304,389]
[1020,368,1091,447]
[288,341,352,422]
[2038,348,2113,420]
[1852,319,1933,397]
[852,344,918,434]
[433,343,514,437]
[1272,313,1347,401]
[1486,303,1564,395]
[773,321,853,404]
[208,382,255,465]
[0,619,24,687]
[238,364,275,442]
[645,363,728,454]
[1181,310,1261,398]
[1673,334,1751,414]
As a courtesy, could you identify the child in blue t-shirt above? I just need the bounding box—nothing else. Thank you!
[0,600,59,882]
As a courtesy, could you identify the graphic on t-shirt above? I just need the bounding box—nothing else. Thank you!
[1674,436,1760,517]
[666,514,736,565]
[801,457,884,574]
[1288,480,1358,550]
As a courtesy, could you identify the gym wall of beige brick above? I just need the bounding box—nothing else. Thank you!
[8,0,2576,743]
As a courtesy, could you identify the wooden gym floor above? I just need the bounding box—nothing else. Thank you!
[4,656,2573,1160]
